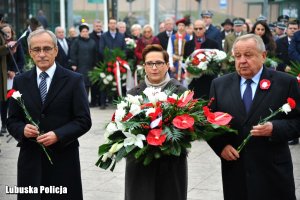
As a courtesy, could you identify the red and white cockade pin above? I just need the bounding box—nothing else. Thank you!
[260,79,271,90]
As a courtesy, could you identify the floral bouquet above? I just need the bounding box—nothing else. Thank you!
[288,61,300,84]
[237,97,296,153]
[125,38,137,50]
[96,87,237,171]
[7,90,53,165]
[185,49,227,77]
[89,48,130,97]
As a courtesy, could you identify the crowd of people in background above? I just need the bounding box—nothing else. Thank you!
[0,10,300,145]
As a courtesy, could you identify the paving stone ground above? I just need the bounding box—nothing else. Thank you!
[0,107,299,200]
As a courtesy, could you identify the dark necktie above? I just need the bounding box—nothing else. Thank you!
[39,72,48,104]
[243,79,253,113]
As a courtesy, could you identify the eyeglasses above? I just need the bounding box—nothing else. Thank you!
[30,46,54,55]
[144,61,166,68]
[194,27,204,31]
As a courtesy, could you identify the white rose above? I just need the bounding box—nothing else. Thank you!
[12,91,22,99]
[281,103,292,114]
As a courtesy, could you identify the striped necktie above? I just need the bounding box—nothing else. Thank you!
[39,72,48,104]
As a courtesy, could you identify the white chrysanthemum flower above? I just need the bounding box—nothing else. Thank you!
[125,94,142,105]
[115,108,126,122]
[129,103,141,116]
[106,74,114,81]
[100,72,106,78]
[103,79,109,85]
[112,82,117,86]
[157,92,168,102]
[215,50,227,61]
[117,101,128,110]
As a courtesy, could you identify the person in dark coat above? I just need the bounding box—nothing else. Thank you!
[125,44,187,200]
[184,19,220,100]
[208,34,300,200]
[54,26,71,70]
[276,21,299,72]
[70,23,97,96]
[201,10,222,49]
[289,30,300,63]
[0,23,25,134]
[7,29,91,200]
[89,19,103,107]
[99,18,126,109]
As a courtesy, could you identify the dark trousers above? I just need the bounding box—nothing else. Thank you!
[0,100,8,127]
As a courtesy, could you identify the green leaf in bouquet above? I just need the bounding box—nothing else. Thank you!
[289,61,300,76]
[115,147,127,162]
[110,160,116,172]
[98,143,113,156]
[135,145,149,159]
[170,142,181,156]
[95,156,112,170]
[164,126,185,142]
[154,152,161,159]
[108,130,126,141]
[143,153,154,166]
[125,145,136,153]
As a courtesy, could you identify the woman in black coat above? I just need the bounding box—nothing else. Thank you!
[125,44,187,200]
[69,24,97,95]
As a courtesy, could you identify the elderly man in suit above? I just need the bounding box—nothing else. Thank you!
[184,19,219,99]
[208,34,300,200]
[54,26,71,69]
[7,29,91,200]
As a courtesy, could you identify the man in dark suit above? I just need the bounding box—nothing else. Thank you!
[7,29,91,200]
[201,10,222,49]
[208,34,300,200]
[156,18,177,67]
[89,19,103,107]
[99,18,126,109]
[276,21,299,72]
[183,19,220,99]
[55,26,71,69]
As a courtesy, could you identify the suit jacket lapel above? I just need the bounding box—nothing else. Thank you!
[229,73,246,116]
[23,67,43,110]
[248,67,272,118]
[43,65,68,110]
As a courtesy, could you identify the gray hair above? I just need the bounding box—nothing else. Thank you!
[131,24,142,32]
[27,29,57,49]
[142,24,153,33]
[232,34,266,54]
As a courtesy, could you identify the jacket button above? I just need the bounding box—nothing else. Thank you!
[41,114,45,118]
